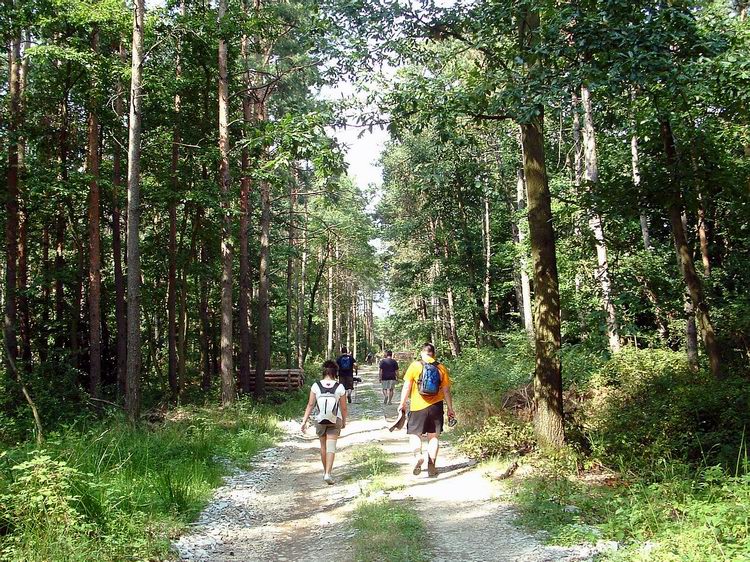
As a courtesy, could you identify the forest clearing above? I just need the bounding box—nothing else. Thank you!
[2,0,750,560]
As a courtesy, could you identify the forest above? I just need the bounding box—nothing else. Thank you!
[1,0,750,560]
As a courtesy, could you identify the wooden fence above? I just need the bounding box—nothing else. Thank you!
[247,369,305,391]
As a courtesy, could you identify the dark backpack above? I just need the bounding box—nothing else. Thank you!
[417,361,441,396]
[339,355,353,371]
[315,381,342,425]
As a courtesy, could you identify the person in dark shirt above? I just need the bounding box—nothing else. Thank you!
[378,350,399,405]
[335,347,357,403]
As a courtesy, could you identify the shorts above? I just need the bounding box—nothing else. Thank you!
[407,401,444,435]
[315,417,342,437]
[381,379,396,390]
[339,373,354,390]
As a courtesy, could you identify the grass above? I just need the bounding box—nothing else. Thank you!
[507,460,750,561]
[344,444,403,495]
[0,397,291,562]
[352,499,430,562]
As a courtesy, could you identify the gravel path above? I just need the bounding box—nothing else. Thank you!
[173,367,600,561]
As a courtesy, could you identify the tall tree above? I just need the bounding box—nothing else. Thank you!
[125,0,146,422]
[218,0,236,405]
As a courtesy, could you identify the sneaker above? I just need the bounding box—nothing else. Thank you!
[412,458,424,476]
[323,473,334,485]
[347,395,352,404]
[383,397,388,404]
[427,459,438,478]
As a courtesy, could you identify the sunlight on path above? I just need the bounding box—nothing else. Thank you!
[174,367,598,562]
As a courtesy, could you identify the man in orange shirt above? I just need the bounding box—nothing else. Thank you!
[397,343,455,477]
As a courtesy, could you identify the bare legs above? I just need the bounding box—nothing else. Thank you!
[409,433,439,476]
[319,434,338,481]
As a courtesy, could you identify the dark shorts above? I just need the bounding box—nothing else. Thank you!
[407,401,444,435]
[339,373,354,390]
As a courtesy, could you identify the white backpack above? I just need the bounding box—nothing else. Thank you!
[315,381,342,424]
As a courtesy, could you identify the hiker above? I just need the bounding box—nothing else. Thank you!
[397,343,455,478]
[301,360,347,485]
[379,350,399,405]
[336,347,357,404]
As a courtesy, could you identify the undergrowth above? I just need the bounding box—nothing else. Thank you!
[449,335,750,560]
[0,398,286,562]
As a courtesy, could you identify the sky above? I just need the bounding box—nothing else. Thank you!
[321,82,393,318]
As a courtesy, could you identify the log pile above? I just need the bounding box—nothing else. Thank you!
[247,369,305,391]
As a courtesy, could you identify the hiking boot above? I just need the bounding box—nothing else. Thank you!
[323,473,334,485]
[412,458,424,476]
[427,458,438,478]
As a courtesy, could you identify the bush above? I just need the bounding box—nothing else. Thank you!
[447,334,535,428]
[458,414,536,459]
[581,347,750,473]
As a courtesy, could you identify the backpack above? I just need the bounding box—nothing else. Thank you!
[339,354,353,371]
[417,361,441,396]
[315,381,342,424]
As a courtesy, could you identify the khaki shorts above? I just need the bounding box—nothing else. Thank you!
[381,379,396,390]
[315,417,343,437]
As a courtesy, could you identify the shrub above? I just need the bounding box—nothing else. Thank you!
[582,347,750,472]
[458,414,536,459]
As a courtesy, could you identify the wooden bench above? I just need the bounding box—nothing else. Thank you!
[247,369,305,391]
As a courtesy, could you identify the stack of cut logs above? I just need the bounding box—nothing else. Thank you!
[247,369,305,391]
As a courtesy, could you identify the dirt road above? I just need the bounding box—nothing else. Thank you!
[174,366,597,561]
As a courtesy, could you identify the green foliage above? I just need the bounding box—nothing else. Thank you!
[0,400,283,561]
[581,348,750,472]
[446,336,535,428]
[458,414,536,460]
[352,499,430,562]
[512,463,750,561]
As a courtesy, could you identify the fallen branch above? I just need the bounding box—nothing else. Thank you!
[489,460,519,481]
[3,338,44,445]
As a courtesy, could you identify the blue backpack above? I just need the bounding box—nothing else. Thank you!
[339,355,353,371]
[417,361,441,396]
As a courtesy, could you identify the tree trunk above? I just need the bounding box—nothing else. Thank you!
[660,118,722,379]
[327,243,334,357]
[218,0,236,405]
[113,42,127,398]
[87,29,102,398]
[581,84,620,353]
[167,26,181,398]
[17,36,30,370]
[516,167,534,335]
[200,239,212,390]
[296,198,308,367]
[630,124,651,251]
[256,166,272,398]
[4,33,21,369]
[238,20,253,394]
[482,190,491,321]
[125,0,146,422]
[285,176,297,368]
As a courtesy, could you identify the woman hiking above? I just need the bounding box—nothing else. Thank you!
[301,360,348,484]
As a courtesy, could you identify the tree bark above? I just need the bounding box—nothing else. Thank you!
[516,167,534,335]
[256,150,271,398]
[200,238,212,390]
[581,84,620,353]
[4,32,21,370]
[87,30,102,398]
[125,0,146,422]
[482,190,491,321]
[630,123,652,251]
[238,16,253,394]
[113,42,127,398]
[518,8,565,445]
[17,35,30,370]
[327,242,335,357]
[218,0,236,405]
[660,118,722,379]
[285,176,298,368]
[296,198,308,367]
